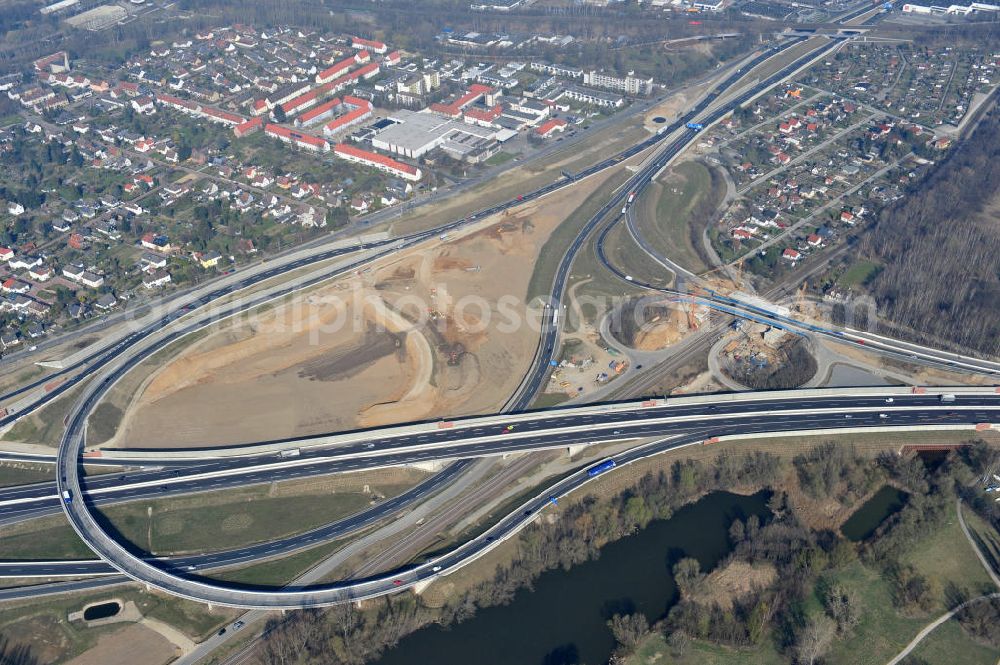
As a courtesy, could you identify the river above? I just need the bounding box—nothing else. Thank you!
[373,490,770,665]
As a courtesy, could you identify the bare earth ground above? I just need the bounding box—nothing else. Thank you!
[64,623,175,665]
[112,169,620,449]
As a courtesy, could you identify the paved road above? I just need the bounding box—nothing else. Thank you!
[5,13,988,612]
[39,32,999,609]
[43,388,1000,607]
[594,217,1000,377]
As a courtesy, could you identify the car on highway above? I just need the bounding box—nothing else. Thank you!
[432,566,442,572]
[392,579,403,586]
[885,398,894,403]
[218,628,226,636]
[233,621,244,630]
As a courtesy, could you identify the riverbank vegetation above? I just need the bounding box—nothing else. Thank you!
[623,441,1000,665]
[247,440,999,665]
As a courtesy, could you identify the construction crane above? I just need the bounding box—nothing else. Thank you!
[698,258,745,294]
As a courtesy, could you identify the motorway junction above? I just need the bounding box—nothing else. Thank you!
[1,5,997,615]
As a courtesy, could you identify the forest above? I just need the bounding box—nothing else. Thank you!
[860,100,1000,357]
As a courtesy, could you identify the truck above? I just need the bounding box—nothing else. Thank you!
[61,489,73,504]
[587,459,617,477]
[278,448,301,458]
[686,122,704,130]
[627,191,636,204]
[939,394,956,403]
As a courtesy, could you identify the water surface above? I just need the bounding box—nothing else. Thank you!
[374,490,770,665]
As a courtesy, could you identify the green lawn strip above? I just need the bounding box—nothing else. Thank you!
[484,151,516,166]
[0,463,54,487]
[636,160,717,275]
[111,489,372,556]
[530,392,572,409]
[602,221,675,289]
[1,381,89,447]
[208,539,345,587]
[87,403,124,445]
[907,615,1000,665]
[959,506,1000,575]
[838,260,882,287]
[525,169,632,304]
[0,512,94,559]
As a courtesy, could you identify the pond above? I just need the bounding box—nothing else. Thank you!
[373,490,770,665]
[841,485,908,542]
[83,601,121,621]
[824,363,893,388]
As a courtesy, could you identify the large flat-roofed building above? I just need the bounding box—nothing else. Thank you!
[371,109,500,159]
[560,85,624,108]
[583,70,653,96]
[40,0,80,15]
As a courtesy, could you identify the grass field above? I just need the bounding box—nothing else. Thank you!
[525,169,632,304]
[823,561,940,664]
[908,616,1000,665]
[485,151,516,166]
[902,500,996,598]
[209,539,346,587]
[627,633,784,665]
[0,477,419,559]
[1,586,236,663]
[602,221,676,289]
[633,160,720,275]
[0,463,54,487]
[1,381,89,447]
[839,260,882,287]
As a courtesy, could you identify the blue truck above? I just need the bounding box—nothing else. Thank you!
[587,459,617,477]
[686,122,704,130]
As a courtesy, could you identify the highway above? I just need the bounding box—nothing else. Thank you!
[39,387,1000,607]
[1,37,827,521]
[2,9,992,611]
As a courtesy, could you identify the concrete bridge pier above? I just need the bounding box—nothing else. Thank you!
[566,444,587,457]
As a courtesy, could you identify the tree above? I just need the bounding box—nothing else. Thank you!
[823,584,860,634]
[624,496,652,529]
[672,557,705,597]
[666,629,690,656]
[607,613,649,653]
[794,615,836,665]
